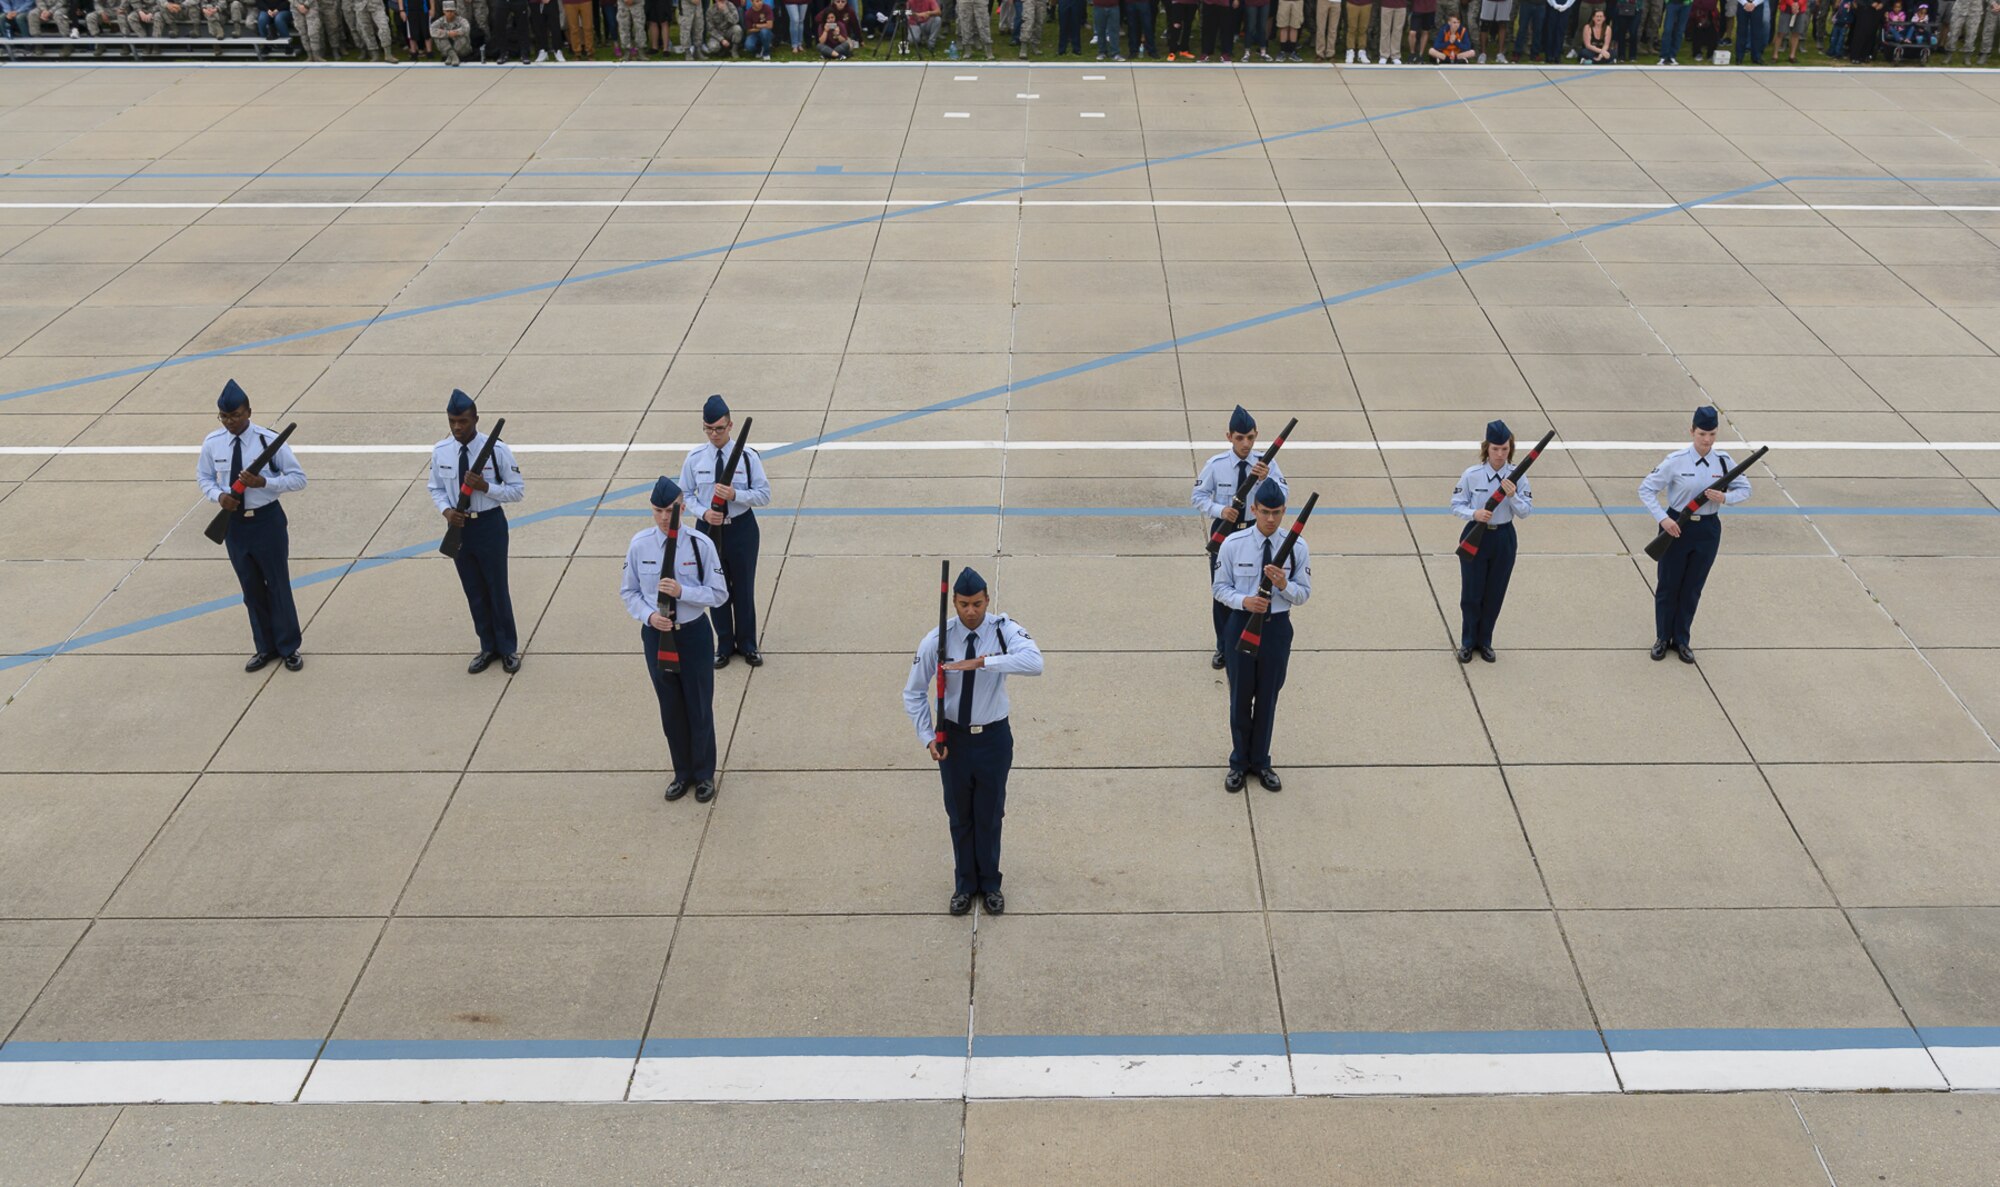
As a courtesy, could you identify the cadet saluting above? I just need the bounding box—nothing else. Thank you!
[1639,405,1752,664]
[1192,405,1287,669]
[1451,420,1534,664]
[429,390,524,675]
[621,477,730,804]
[901,567,1044,918]
[680,395,771,669]
[1213,479,1310,794]
[199,380,307,673]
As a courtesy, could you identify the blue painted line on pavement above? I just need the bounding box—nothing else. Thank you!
[4,1028,1987,1064]
[1,166,1083,181]
[320,1039,641,1061]
[1290,1030,1605,1056]
[1603,1027,1924,1052]
[641,1036,965,1058]
[0,1040,323,1062]
[972,1033,1290,1058]
[0,69,1612,406]
[580,504,2000,519]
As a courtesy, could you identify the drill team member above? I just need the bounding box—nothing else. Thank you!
[621,478,730,803]
[1639,405,1752,664]
[198,380,307,673]
[902,567,1044,917]
[1192,405,1287,669]
[429,390,524,674]
[1450,419,1534,664]
[1213,479,1310,794]
[679,394,771,668]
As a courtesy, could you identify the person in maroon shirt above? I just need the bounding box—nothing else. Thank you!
[1196,0,1236,57]
[1405,0,1435,57]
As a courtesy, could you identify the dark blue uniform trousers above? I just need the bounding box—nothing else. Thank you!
[1655,513,1721,646]
[1457,521,1517,649]
[225,501,301,658]
[939,718,1010,896]
[453,510,517,656]
[641,616,717,782]
[702,511,760,658]
[1223,609,1292,772]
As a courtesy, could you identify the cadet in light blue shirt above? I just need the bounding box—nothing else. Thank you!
[1192,405,1289,670]
[678,394,773,669]
[902,567,1044,918]
[198,379,307,673]
[621,476,731,803]
[1213,478,1310,794]
[1639,405,1752,664]
[1450,419,1534,664]
[427,390,525,675]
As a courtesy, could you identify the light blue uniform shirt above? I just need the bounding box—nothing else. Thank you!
[1450,463,1534,526]
[1212,525,1312,612]
[1638,445,1753,523]
[197,422,306,511]
[678,439,772,523]
[427,432,525,515]
[619,524,729,626]
[902,613,1045,744]
[1192,448,1288,521]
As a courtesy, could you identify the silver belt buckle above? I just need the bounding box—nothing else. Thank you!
[968,724,984,735]
[242,508,256,518]
[467,511,479,519]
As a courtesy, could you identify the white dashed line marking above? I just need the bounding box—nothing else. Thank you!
[954,74,978,80]
[1081,112,1106,118]
[1082,73,1106,79]
[945,112,971,118]
[1017,92,1039,98]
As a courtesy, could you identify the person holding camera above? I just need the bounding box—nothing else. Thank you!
[908,0,941,44]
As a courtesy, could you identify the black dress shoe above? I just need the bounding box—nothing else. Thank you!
[245,652,273,672]
[1650,639,1670,661]
[740,649,763,668]
[1457,646,1474,664]
[1676,642,1696,664]
[1211,650,1226,670]
[1258,768,1283,792]
[664,780,689,801]
[982,890,1005,915]
[1478,645,1496,663]
[499,653,521,674]
[468,651,496,674]
[1223,768,1246,793]
[693,780,716,803]
[282,653,303,672]
[714,652,732,670]
[949,892,972,916]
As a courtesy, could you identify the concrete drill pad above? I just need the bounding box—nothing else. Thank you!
[1849,908,2000,1030]
[14,918,379,1042]
[1253,766,1544,911]
[1470,650,1746,765]
[1769,763,2000,907]
[1511,765,1831,909]
[104,772,452,918]
[0,774,190,917]
[1701,648,1998,764]
[73,1102,965,1187]
[1797,1094,2000,1187]
[964,1095,1834,1187]
[210,654,510,773]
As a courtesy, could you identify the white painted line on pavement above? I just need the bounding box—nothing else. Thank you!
[6,440,1998,457]
[1292,1051,1621,1096]
[0,1059,310,1105]
[630,1055,967,1101]
[299,1057,635,1103]
[1611,1047,1948,1093]
[8,198,2000,212]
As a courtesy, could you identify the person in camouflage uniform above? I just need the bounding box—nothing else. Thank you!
[342,0,394,56]
[702,0,738,49]
[430,0,470,58]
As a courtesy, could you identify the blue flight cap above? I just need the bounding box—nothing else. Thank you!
[1485,419,1511,446]
[703,394,730,424]
[446,389,476,416]
[651,476,682,508]
[1228,405,1256,435]
[953,567,987,597]
[1693,405,1719,431]
[216,379,249,413]
[1252,477,1286,509]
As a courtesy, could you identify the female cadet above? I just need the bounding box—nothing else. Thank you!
[1639,405,1751,664]
[620,477,730,804]
[1450,419,1534,664]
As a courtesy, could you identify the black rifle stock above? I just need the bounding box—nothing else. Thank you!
[438,417,506,559]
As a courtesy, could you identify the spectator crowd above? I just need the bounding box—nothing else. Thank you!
[3,0,1994,63]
